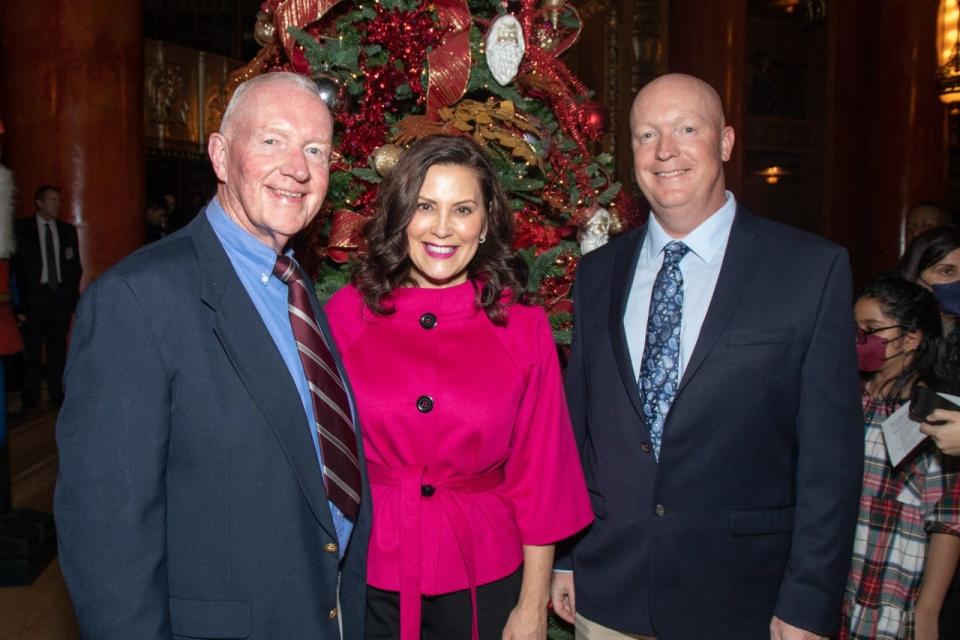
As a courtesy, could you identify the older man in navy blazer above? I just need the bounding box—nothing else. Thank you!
[551,74,863,639]
[55,72,370,639]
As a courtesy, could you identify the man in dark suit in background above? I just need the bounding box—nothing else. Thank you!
[551,74,863,639]
[13,185,81,409]
[55,72,370,638]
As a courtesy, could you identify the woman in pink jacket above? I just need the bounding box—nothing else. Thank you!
[325,135,593,640]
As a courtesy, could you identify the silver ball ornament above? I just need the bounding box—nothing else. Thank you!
[312,74,341,112]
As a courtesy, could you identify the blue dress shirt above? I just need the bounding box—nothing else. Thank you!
[207,199,353,556]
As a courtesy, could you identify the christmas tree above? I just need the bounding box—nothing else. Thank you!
[232,0,637,346]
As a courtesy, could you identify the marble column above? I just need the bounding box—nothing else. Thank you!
[1,0,145,287]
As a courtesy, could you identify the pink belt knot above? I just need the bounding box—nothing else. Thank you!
[367,462,505,640]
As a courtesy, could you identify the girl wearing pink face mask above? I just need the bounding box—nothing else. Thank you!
[841,276,960,640]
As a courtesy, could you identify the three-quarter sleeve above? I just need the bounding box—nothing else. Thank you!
[501,308,593,544]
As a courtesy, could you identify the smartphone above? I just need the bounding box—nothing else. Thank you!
[909,386,960,425]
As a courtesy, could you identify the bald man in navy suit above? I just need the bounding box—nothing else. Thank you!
[551,74,862,640]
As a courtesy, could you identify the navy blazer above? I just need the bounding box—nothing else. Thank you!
[564,208,863,638]
[55,209,371,639]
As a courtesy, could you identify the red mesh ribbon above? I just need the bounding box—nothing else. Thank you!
[425,0,472,119]
[327,208,369,263]
[274,0,346,60]
[225,0,345,100]
[515,0,594,154]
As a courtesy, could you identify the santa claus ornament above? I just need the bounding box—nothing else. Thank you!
[485,13,525,86]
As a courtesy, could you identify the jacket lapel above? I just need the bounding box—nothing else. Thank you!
[609,227,647,421]
[189,211,339,540]
[676,207,765,396]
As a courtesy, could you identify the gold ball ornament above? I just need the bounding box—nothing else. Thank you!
[372,144,403,176]
[254,12,276,47]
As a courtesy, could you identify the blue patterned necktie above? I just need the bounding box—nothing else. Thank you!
[639,241,690,460]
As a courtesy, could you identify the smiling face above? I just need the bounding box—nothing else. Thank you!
[405,163,486,288]
[920,247,960,287]
[630,74,734,235]
[208,79,333,252]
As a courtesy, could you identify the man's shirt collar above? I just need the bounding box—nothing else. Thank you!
[206,197,288,286]
[642,191,737,265]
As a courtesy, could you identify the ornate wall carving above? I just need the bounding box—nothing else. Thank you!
[144,39,242,155]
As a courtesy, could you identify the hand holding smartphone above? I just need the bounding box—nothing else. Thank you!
[909,386,960,425]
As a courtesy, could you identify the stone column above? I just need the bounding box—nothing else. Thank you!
[1,0,145,287]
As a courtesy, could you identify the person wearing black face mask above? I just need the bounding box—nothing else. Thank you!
[842,276,960,640]
[897,226,960,640]
[930,280,960,319]
[898,225,960,330]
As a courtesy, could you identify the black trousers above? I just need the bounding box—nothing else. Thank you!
[366,567,522,640]
[22,286,72,406]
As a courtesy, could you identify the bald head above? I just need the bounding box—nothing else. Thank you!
[629,73,734,236]
[220,72,329,138]
[631,74,727,132]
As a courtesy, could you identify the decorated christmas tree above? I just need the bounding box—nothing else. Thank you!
[231,0,638,345]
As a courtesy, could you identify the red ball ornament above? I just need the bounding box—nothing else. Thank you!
[581,100,608,138]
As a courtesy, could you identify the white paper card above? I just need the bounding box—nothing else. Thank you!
[882,392,960,467]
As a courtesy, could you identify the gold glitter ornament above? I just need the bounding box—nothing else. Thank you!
[372,144,403,176]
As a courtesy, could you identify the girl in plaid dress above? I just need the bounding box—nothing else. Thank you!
[841,277,960,640]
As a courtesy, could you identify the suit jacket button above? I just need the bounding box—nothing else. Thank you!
[324,542,338,554]
[654,504,666,517]
[421,484,436,497]
[416,395,434,413]
[420,312,437,329]
[640,442,651,453]
[329,607,338,620]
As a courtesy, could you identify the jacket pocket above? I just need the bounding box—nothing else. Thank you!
[726,327,796,346]
[170,597,250,639]
[728,506,795,536]
[588,489,606,519]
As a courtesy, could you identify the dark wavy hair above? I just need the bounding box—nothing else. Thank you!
[354,135,526,324]
[934,326,960,395]
[897,225,960,284]
[858,275,943,400]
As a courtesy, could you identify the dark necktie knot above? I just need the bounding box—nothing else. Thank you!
[663,241,690,265]
[273,255,299,285]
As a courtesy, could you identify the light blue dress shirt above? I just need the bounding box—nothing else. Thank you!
[625,192,738,382]
[207,199,353,556]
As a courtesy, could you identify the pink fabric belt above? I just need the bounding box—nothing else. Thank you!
[367,462,505,640]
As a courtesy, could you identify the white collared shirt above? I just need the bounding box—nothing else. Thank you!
[36,214,61,285]
[625,192,738,382]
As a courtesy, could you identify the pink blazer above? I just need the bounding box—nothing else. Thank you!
[326,281,592,600]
